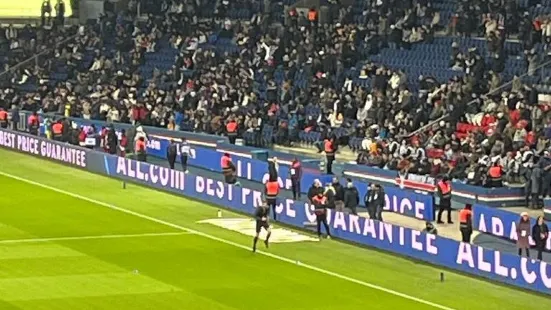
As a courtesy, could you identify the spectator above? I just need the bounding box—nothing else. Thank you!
[532,216,549,260]
[517,212,532,257]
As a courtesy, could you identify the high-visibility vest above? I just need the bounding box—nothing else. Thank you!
[312,195,326,203]
[28,115,39,126]
[324,140,335,156]
[226,122,237,136]
[221,155,232,174]
[438,181,451,199]
[488,166,502,180]
[135,140,146,152]
[459,209,472,224]
[308,10,317,21]
[312,195,327,214]
[265,181,279,199]
[52,123,63,135]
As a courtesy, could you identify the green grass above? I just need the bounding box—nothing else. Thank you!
[0,148,549,309]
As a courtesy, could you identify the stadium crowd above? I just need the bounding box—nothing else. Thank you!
[2,0,551,202]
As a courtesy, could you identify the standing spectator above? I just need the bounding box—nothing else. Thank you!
[55,0,66,27]
[332,177,344,212]
[532,216,549,261]
[119,129,128,157]
[374,184,385,221]
[180,138,190,173]
[343,178,359,215]
[517,212,532,257]
[290,158,302,200]
[41,0,52,27]
[530,163,543,209]
[10,104,19,131]
[364,183,377,219]
[268,157,279,182]
[324,182,336,210]
[167,139,178,169]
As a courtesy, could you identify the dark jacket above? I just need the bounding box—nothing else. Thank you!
[364,187,385,209]
[333,182,345,201]
[532,222,549,248]
[343,186,360,209]
[324,187,336,209]
[268,161,278,182]
[167,143,177,158]
[531,166,543,194]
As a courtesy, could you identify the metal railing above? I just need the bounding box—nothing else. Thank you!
[402,57,551,138]
[0,32,80,82]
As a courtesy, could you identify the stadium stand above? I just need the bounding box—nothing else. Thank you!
[3,0,551,191]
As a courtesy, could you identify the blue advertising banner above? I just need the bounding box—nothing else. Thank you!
[144,134,331,194]
[100,156,551,295]
[473,204,551,251]
[0,129,89,168]
[1,127,550,296]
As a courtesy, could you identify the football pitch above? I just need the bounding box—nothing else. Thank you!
[0,149,549,309]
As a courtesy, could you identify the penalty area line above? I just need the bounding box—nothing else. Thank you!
[0,170,457,310]
[0,232,191,245]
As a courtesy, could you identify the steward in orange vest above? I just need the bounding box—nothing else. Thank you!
[51,121,64,141]
[265,180,280,220]
[436,176,453,224]
[458,204,473,242]
[307,8,318,23]
[0,109,8,128]
[221,152,236,184]
[487,163,503,188]
[28,112,39,135]
[135,137,147,162]
[324,137,336,174]
[226,119,238,144]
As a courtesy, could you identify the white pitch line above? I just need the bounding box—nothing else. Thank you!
[0,232,191,245]
[0,171,457,310]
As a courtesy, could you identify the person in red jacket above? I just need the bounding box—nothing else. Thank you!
[78,127,87,147]
[119,129,128,157]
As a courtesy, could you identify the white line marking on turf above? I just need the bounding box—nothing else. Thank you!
[0,232,191,245]
[0,171,457,310]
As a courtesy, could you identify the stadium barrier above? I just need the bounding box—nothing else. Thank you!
[12,111,526,207]
[473,204,551,252]
[0,127,550,295]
